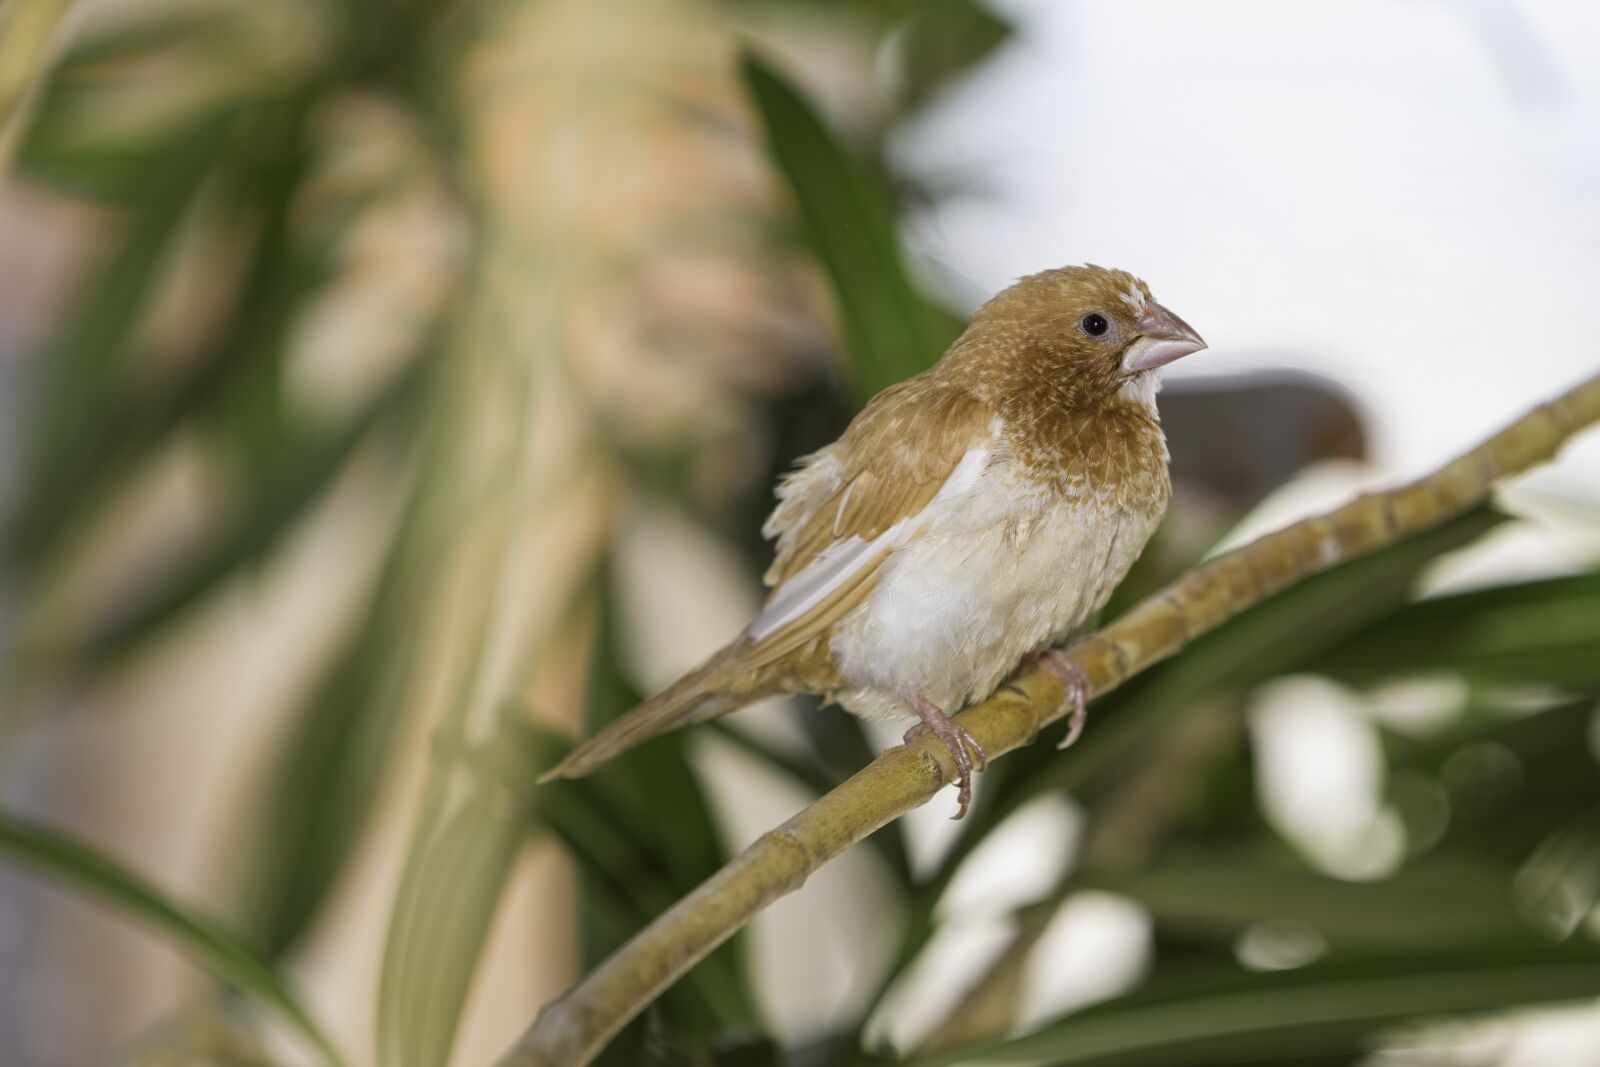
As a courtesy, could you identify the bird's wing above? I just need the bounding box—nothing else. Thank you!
[739,379,996,668]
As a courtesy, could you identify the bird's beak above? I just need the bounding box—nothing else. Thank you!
[1123,304,1206,372]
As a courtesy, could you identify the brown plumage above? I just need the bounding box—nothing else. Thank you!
[542,265,1206,816]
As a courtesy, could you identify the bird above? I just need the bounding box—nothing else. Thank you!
[542,265,1205,817]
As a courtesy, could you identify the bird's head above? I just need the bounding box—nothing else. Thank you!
[960,264,1206,406]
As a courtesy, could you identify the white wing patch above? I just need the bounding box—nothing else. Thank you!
[762,448,844,583]
[747,447,991,641]
[831,478,857,537]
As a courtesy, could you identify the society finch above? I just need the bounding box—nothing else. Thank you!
[544,265,1205,817]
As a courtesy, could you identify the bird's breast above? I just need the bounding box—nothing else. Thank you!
[827,456,1166,718]
[1006,401,1173,510]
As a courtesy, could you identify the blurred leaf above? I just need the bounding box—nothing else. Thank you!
[896,0,1012,109]
[119,997,282,1067]
[15,8,237,190]
[9,96,320,570]
[80,354,431,666]
[576,567,723,895]
[1318,569,1600,689]
[373,559,754,1067]
[376,700,543,1067]
[0,813,343,1067]
[8,109,236,563]
[1093,850,1525,949]
[15,5,255,200]
[741,51,957,401]
[47,7,231,72]
[18,127,180,203]
[1381,696,1600,873]
[0,0,75,170]
[334,0,461,83]
[919,942,1600,1067]
[238,485,429,957]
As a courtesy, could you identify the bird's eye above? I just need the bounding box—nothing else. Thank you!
[1080,312,1110,337]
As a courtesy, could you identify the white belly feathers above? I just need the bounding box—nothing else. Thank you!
[828,455,1158,720]
[746,447,992,643]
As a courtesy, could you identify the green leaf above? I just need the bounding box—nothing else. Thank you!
[896,0,1013,109]
[741,51,957,401]
[577,566,732,921]
[237,485,429,957]
[117,997,283,1067]
[10,110,235,561]
[1381,696,1600,873]
[14,5,247,200]
[1092,849,1526,949]
[1317,568,1600,689]
[47,6,231,71]
[918,942,1600,1067]
[0,812,344,1067]
[9,96,320,571]
[80,354,430,666]
[377,701,544,1067]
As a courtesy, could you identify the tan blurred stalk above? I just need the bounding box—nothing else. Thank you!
[0,0,74,170]
[422,1,813,1060]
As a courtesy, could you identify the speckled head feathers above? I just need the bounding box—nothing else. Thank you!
[948,264,1203,407]
[981,264,1152,318]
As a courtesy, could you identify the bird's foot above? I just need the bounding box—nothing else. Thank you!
[903,696,988,820]
[1035,650,1092,749]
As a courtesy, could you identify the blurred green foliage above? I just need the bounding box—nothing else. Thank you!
[743,51,959,401]
[0,813,344,1067]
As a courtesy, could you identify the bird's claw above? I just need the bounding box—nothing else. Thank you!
[1036,650,1091,749]
[904,702,988,819]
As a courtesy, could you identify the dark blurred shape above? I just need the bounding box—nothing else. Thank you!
[895,0,1014,110]
[1161,371,1367,510]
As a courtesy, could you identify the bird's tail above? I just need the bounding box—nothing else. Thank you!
[537,644,763,783]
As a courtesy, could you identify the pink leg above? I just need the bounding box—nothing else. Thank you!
[903,696,989,820]
[1035,650,1092,750]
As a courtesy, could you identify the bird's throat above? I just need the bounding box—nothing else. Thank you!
[1118,370,1162,412]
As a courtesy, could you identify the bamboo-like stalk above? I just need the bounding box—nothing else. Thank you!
[496,371,1600,1067]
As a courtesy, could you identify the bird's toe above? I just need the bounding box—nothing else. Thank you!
[1037,650,1093,749]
